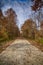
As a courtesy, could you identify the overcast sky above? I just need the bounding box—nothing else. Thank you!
[0,0,33,29]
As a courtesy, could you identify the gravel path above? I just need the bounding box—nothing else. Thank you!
[0,39,43,65]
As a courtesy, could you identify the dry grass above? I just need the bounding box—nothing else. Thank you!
[0,40,14,53]
[28,39,43,52]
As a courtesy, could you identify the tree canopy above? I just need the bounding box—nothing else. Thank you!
[31,0,43,11]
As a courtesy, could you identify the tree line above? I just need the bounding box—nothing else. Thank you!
[21,19,43,39]
[0,0,43,42]
[0,8,43,41]
[21,0,43,39]
[0,8,20,42]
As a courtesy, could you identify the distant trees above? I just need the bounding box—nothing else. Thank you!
[21,19,37,39]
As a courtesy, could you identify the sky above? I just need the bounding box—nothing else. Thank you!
[0,0,33,29]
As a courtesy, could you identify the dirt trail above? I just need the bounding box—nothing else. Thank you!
[0,39,43,65]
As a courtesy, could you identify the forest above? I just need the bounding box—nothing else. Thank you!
[0,0,43,65]
[0,0,43,52]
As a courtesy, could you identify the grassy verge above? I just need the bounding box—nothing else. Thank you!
[0,38,15,53]
[36,38,43,44]
[27,38,43,51]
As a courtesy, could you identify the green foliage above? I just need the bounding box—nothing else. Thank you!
[38,38,43,44]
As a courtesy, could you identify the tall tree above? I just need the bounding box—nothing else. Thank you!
[0,8,20,40]
[31,0,43,30]
[21,19,37,39]
[5,8,20,38]
[0,9,8,40]
[40,20,43,37]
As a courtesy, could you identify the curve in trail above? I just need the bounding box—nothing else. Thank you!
[0,39,43,65]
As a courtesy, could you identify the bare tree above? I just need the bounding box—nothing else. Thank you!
[31,0,43,30]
